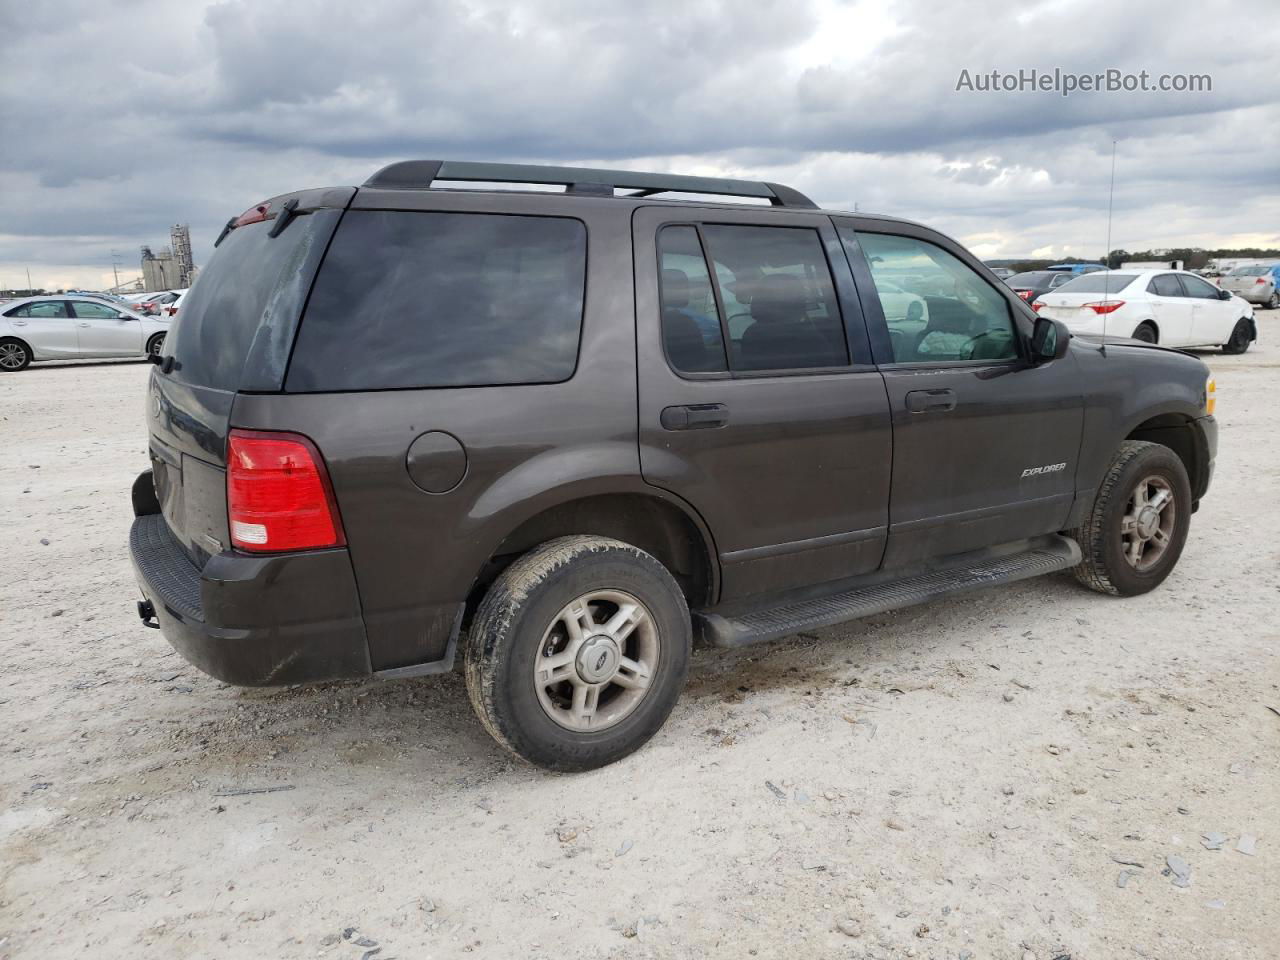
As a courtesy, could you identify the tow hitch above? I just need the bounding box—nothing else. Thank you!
[137,599,160,629]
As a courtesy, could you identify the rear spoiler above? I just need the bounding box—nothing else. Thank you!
[214,186,356,247]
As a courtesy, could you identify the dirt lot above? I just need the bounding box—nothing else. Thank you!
[1,346,1277,960]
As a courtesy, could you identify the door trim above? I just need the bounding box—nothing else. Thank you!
[721,524,888,564]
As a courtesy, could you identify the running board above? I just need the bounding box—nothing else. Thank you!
[697,535,1081,649]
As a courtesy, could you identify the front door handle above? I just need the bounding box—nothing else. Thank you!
[905,388,957,413]
[661,403,729,431]
[78,322,91,328]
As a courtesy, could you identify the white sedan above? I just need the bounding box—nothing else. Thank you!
[1034,269,1256,353]
[0,295,171,371]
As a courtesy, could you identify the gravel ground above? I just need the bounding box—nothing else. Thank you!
[1,347,1277,960]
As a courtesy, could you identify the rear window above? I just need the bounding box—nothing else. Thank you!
[1227,264,1270,277]
[167,209,342,391]
[1007,272,1054,286]
[1054,273,1138,293]
[286,211,586,392]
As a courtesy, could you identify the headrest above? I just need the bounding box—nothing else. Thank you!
[662,268,691,309]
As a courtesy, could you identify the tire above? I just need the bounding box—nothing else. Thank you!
[1068,440,1191,597]
[146,333,165,357]
[1267,291,1279,310]
[1221,319,1252,355]
[465,535,691,771]
[0,337,31,372]
[1131,322,1158,344]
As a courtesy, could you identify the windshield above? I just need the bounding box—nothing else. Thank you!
[1054,273,1139,294]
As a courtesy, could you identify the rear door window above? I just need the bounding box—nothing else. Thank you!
[7,301,70,318]
[287,211,587,392]
[1149,274,1183,297]
[661,224,848,373]
[658,226,729,373]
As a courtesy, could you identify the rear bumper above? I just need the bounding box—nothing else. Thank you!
[129,512,373,686]
[1226,286,1273,305]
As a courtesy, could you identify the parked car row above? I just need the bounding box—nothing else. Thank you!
[121,288,188,316]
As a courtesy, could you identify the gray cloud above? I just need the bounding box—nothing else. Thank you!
[2,0,1277,289]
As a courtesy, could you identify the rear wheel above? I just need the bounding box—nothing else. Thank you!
[1069,440,1191,596]
[1221,319,1252,355]
[465,535,691,771]
[1267,291,1279,310]
[146,333,165,358]
[1131,322,1158,344]
[0,338,31,372]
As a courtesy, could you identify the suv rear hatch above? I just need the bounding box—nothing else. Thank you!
[147,187,353,566]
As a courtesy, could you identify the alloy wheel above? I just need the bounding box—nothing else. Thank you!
[0,342,27,369]
[1120,475,1176,572]
[533,589,659,731]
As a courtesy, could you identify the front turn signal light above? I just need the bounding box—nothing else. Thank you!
[1205,377,1216,416]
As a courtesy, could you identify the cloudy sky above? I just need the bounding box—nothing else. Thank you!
[2,0,1277,290]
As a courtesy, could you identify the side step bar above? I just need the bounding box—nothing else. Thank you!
[698,535,1081,649]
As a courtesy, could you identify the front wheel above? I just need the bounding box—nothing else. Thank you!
[146,333,165,358]
[1068,440,1191,596]
[465,536,691,771]
[1221,319,1252,355]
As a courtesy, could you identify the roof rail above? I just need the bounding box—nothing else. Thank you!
[362,160,818,209]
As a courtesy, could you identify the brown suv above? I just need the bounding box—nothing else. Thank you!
[129,161,1218,770]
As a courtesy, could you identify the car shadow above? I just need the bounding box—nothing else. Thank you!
[180,571,1085,783]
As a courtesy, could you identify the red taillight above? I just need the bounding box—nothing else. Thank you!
[1084,300,1125,315]
[1257,277,1268,285]
[1016,290,1034,300]
[234,202,271,226]
[227,429,345,553]
[1031,300,1045,312]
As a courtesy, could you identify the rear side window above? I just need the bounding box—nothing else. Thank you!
[288,211,586,392]
[1149,274,1183,297]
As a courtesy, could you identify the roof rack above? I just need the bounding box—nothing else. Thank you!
[362,160,818,209]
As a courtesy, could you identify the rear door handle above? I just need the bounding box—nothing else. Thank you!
[661,403,729,431]
[78,322,91,328]
[905,389,957,413]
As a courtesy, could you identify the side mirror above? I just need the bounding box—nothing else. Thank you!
[1030,316,1070,363]
[1218,288,1232,300]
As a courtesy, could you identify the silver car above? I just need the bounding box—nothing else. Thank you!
[0,295,171,371]
[1220,263,1280,309]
